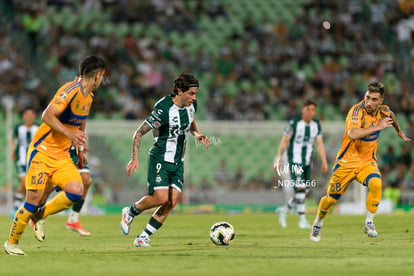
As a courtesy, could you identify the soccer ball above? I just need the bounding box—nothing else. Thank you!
[210,221,235,245]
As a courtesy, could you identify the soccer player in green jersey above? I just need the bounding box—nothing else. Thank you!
[10,108,39,219]
[65,145,92,236]
[274,100,328,229]
[120,73,210,247]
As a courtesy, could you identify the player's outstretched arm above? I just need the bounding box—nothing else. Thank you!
[390,111,412,142]
[348,117,393,140]
[190,120,209,149]
[126,121,152,176]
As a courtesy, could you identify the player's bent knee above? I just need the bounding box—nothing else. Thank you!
[153,192,169,206]
[294,198,305,204]
[367,176,382,192]
[318,194,339,218]
[64,181,84,195]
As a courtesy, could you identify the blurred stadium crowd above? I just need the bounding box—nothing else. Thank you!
[0,0,414,197]
[1,0,414,120]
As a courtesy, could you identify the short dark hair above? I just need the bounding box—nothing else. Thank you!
[79,56,106,78]
[367,82,385,96]
[172,73,199,96]
[304,99,317,107]
[20,107,36,116]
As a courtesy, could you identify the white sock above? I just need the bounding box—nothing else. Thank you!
[365,211,375,224]
[286,197,295,211]
[295,193,306,217]
[139,231,150,239]
[313,216,324,227]
[13,192,24,209]
[68,210,80,223]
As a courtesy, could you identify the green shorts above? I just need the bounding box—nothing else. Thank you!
[69,146,89,173]
[16,164,26,177]
[289,164,311,192]
[147,154,184,195]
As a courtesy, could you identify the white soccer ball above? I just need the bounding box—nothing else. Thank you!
[210,221,235,245]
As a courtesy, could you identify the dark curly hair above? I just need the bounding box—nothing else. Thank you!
[171,73,199,96]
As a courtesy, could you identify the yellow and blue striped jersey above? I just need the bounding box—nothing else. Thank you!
[30,80,93,159]
[335,100,391,165]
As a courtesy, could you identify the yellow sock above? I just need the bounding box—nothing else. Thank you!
[367,177,382,213]
[41,192,78,218]
[9,206,34,244]
[317,195,337,218]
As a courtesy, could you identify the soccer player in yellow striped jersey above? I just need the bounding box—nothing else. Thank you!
[310,82,411,242]
[4,56,106,256]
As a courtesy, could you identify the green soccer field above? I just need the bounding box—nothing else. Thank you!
[1,213,413,275]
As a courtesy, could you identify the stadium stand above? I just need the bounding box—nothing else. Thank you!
[0,0,413,201]
[1,0,413,121]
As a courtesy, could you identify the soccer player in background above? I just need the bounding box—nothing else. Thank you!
[65,145,92,236]
[310,82,411,242]
[10,108,39,218]
[120,73,210,247]
[273,100,328,229]
[4,56,106,256]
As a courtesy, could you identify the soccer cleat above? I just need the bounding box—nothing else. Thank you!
[30,218,45,242]
[66,220,91,236]
[134,236,151,248]
[363,222,378,238]
[4,241,26,256]
[120,207,134,235]
[298,218,311,229]
[276,207,287,228]
[310,224,322,242]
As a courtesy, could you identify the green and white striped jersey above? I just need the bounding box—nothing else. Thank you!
[145,96,197,164]
[284,117,322,166]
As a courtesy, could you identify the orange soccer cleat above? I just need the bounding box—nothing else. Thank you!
[66,220,90,236]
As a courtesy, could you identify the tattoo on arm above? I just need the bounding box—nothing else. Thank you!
[155,209,163,217]
[131,123,151,160]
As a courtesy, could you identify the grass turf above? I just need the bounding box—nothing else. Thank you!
[1,213,413,275]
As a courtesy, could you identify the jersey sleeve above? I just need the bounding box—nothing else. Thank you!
[13,125,19,139]
[283,120,295,137]
[346,105,364,129]
[145,104,168,129]
[316,120,323,137]
[50,85,78,113]
[379,104,391,118]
